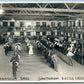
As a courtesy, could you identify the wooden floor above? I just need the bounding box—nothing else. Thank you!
[0,41,84,81]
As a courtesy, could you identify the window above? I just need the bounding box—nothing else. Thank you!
[78,20,81,27]
[42,22,46,27]
[10,22,15,27]
[70,33,72,37]
[66,33,68,36]
[78,34,80,39]
[3,22,8,27]
[20,22,24,27]
[70,21,72,27]
[83,34,84,39]
[27,32,31,36]
[63,22,66,27]
[73,21,75,27]
[42,32,46,35]
[57,31,59,36]
[36,22,40,27]
[20,32,24,36]
[51,22,55,27]
[66,21,68,27]
[36,32,40,36]
[58,22,61,27]
[73,33,75,38]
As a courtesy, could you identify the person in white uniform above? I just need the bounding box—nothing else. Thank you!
[29,44,33,55]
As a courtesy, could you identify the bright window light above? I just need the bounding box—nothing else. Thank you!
[26,22,31,27]
[0,9,4,14]
[0,4,4,14]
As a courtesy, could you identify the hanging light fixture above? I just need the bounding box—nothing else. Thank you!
[0,4,4,14]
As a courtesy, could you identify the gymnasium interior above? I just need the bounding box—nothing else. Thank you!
[0,3,84,81]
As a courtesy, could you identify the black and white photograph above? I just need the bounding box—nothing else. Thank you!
[0,2,84,82]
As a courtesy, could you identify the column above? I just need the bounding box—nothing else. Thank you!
[80,20,83,27]
[68,21,70,27]
[61,21,63,27]
[1,21,3,27]
[81,34,83,39]
[33,31,36,36]
[55,21,58,27]
[31,31,34,36]
[75,19,78,27]
[24,32,27,36]
[7,21,10,27]
[54,30,57,35]
[40,32,42,36]
[68,33,70,37]
[72,21,73,27]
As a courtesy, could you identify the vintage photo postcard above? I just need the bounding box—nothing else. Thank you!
[0,0,84,82]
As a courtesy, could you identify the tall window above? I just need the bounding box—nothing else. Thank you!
[63,22,66,27]
[73,21,75,27]
[66,21,68,27]
[20,32,24,36]
[58,22,61,27]
[51,22,55,27]
[36,32,40,36]
[83,34,84,39]
[73,33,75,38]
[36,22,40,27]
[42,31,46,35]
[10,22,15,27]
[78,34,80,39]
[3,22,8,27]
[20,22,24,27]
[70,21,72,27]
[27,32,31,36]
[78,20,81,27]
[42,22,46,27]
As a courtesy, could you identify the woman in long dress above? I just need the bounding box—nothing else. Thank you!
[67,43,75,66]
[29,44,33,55]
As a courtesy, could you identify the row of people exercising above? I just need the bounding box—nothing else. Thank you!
[36,40,58,72]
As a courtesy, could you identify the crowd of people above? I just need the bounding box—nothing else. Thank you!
[4,37,13,56]
[35,35,83,67]
[2,35,83,78]
[36,39,58,72]
[3,36,21,79]
[47,36,83,65]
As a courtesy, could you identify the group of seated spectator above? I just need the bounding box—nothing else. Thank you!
[47,36,83,64]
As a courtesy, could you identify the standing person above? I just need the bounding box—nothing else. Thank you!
[10,56,19,79]
[67,44,75,66]
[15,54,20,64]
[51,54,58,72]
[4,44,9,56]
[14,45,18,55]
[17,43,21,54]
[29,44,33,55]
[27,41,30,52]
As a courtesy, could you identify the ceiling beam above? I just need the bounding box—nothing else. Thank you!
[64,3,70,9]
[43,3,48,8]
[49,3,53,8]
[71,3,78,9]
[2,12,74,17]
[3,8,84,13]
[36,3,42,8]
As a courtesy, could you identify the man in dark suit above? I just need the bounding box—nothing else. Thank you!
[10,55,19,79]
